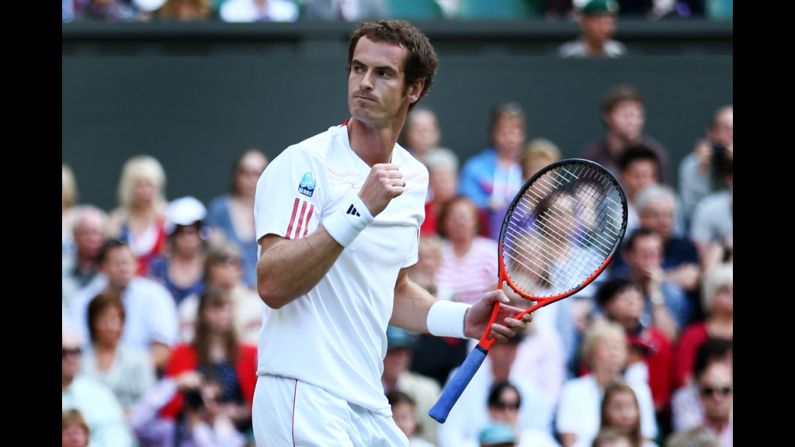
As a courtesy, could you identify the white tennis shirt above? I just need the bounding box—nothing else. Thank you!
[254,122,429,415]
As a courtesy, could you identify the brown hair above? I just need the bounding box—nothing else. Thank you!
[193,287,239,364]
[62,408,90,437]
[87,292,126,343]
[599,380,642,447]
[347,20,438,109]
[601,84,644,115]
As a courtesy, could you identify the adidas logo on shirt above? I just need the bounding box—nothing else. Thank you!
[346,204,361,217]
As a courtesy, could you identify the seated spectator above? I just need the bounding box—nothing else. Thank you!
[483,382,560,447]
[63,163,80,261]
[156,0,213,20]
[673,263,732,389]
[63,206,109,317]
[665,426,722,447]
[671,338,732,433]
[599,380,659,447]
[108,155,169,276]
[128,371,246,446]
[387,390,436,447]
[177,242,265,345]
[400,105,444,163]
[161,287,258,436]
[520,138,561,180]
[81,292,157,412]
[62,409,90,447]
[421,148,460,237]
[616,144,663,234]
[690,160,732,268]
[147,196,208,304]
[76,0,137,21]
[382,326,441,445]
[206,148,269,289]
[591,428,633,447]
[559,0,626,58]
[62,328,134,447]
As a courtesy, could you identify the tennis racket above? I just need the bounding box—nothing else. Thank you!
[429,158,628,423]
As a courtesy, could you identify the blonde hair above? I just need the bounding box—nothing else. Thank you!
[62,408,90,436]
[158,0,212,20]
[701,262,733,311]
[63,164,78,209]
[581,319,626,365]
[117,155,167,209]
[521,138,561,168]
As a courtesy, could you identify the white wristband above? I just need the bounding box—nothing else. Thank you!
[323,194,374,247]
[427,301,470,339]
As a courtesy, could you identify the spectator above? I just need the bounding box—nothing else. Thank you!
[80,292,157,412]
[616,145,663,234]
[595,278,674,418]
[76,0,137,21]
[678,106,732,225]
[63,206,109,317]
[591,428,633,447]
[108,155,169,276]
[688,362,732,446]
[478,422,518,447]
[128,371,247,446]
[520,138,561,181]
[689,160,732,267]
[148,196,208,304]
[459,102,527,239]
[63,164,80,260]
[599,380,659,447]
[665,426,721,447]
[421,148,460,237]
[484,381,560,447]
[559,0,626,58]
[387,390,436,447]
[400,106,443,163]
[62,328,134,447]
[206,148,269,289]
[671,338,732,433]
[673,263,732,389]
[300,0,386,21]
[71,239,179,371]
[580,85,671,184]
[161,287,258,436]
[382,326,442,445]
[178,242,266,345]
[617,229,690,341]
[62,409,90,447]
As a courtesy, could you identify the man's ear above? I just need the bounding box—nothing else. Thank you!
[407,79,426,104]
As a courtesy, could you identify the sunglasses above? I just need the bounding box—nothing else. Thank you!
[492,401,520,410]
[700,386,732,397]
[62,347,82,357]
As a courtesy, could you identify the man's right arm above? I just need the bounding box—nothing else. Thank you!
[256,229,344,309]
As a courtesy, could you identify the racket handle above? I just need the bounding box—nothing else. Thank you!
[429,345,488,423]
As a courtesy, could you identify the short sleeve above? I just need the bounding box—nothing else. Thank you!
[254,148,322,244]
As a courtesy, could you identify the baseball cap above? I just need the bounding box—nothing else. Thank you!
[478,423,517,446]
[165,196,207,236]
[580,0,619,16]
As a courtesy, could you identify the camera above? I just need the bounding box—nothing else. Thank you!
[184,388,205,411]
[710,141,730,186]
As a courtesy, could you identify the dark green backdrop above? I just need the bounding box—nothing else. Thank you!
[62,20,732,209]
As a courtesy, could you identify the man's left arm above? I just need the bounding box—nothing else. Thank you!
[391,268,531,341]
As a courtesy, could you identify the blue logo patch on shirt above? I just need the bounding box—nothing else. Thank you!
[298,172,316,197]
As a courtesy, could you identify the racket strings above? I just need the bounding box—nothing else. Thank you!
[502,163,625,297]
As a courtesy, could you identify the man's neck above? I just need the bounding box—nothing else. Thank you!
[347,117,404,166]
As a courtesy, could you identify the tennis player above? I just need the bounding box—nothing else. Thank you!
[252,20,532,446]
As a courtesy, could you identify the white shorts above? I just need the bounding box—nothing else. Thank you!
[253,374,409,447]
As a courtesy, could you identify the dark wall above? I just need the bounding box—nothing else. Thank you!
[62,21,732,209]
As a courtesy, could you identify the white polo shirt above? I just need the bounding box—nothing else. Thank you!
[254,122,428,416]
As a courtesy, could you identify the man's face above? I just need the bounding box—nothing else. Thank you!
[626,235,662,272]
[492,116,525,160]
[348,36,421,127]
[620,160,657,199]
[605,100,645,143]
[582,14,617,44]
[73,213,105,258]
[102,246,137,288]
[698,363,733,423]
[709,108,733,147]
[639,197,675,239]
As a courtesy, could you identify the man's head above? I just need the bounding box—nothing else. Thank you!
[490,102,527,160]
[617,145,661,200]
[99,239,137,290]
[622,228,663,273]
[602,85,645,144]
[708,105,733,148]
[579,0,620,48]
[697,362,733,425]
[72,206,108,260]
[347,20,438,124]
[635,184,677,240]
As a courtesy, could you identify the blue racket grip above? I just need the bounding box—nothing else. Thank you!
[429,345,488,423]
